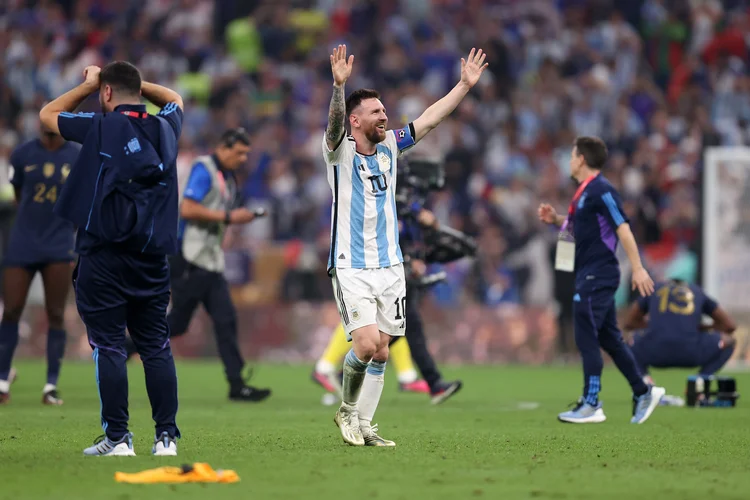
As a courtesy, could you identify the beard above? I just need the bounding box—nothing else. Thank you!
[364,126,387,144]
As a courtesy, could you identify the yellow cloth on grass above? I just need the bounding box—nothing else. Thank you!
[115,463,239,484]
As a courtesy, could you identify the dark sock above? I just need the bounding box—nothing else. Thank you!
[46,329,66,386]
[0,322,19,381]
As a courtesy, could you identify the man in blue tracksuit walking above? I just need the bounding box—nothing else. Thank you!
[40,61,184,457]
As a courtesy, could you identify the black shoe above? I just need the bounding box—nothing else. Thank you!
[42,389,64,406]
[430,380,463,405]
[229,385,272,402]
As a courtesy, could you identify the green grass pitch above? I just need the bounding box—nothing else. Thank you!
[2,361,749,499]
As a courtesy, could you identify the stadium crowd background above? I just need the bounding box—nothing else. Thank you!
[0,0,748,364]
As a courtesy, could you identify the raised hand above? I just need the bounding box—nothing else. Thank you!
[83,65,101,89]
[330,44,354,87]
[460,48,488,88]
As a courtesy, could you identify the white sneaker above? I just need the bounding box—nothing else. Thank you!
[659,394,685,407]
[152,431,177,456]
[83,433,136,456]
[558,399,607,424]
[334,406,364,446]
[631,386,666,424]
[361,424,396,447]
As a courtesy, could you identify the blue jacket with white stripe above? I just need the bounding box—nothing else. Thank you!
[55,104,181,256]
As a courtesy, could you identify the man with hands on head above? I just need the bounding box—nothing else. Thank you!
[40,62,184,456]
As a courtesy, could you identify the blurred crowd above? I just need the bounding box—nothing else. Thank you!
[1,0,749,311]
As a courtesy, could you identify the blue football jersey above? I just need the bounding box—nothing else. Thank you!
[6,139,79,265]
[637,281,718,339]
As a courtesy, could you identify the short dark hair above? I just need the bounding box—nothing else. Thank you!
[574,136,608,169]
[219,127,250,148]
[346,89,380,116]
[99,61,142,97]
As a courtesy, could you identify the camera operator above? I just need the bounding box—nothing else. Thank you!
[397,191,465,404]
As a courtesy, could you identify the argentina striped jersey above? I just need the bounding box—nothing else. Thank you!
[323,124,416,274]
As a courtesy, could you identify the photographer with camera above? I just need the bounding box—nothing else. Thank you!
[393,158,482,403]
[125,129,271,403]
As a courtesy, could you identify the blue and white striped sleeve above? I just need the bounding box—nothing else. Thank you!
[600,189,629,229]
[157,102,184,140]
[57,111,96,143]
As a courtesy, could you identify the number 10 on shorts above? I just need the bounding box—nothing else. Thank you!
[394,297,406,320]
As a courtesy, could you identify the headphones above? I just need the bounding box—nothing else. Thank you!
[220,127,250,148]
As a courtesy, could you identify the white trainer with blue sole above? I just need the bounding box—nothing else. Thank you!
[558,399,607,424]
[631,386,666,424]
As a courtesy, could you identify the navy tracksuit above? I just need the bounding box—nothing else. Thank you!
[568,175,647,405]
[56,103,183,440]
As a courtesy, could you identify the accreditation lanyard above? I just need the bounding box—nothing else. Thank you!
[555,173,599,272]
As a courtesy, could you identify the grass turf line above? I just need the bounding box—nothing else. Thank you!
[1,361,749,500]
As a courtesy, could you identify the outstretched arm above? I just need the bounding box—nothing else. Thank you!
[325,45,354,151]
[412,48,488,143]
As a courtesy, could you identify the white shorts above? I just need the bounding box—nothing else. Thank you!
[331,264,407,339]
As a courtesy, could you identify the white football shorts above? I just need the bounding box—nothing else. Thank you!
[331,263,407,339]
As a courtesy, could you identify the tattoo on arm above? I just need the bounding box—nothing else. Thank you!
[326,85,345,148]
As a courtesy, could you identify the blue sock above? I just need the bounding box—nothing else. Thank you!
[576,326,603,405]
[584,375,601,406]
[46,329,66,386]
[366,360,386,376]
[345,349,369,372]
[0,322,19,381]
